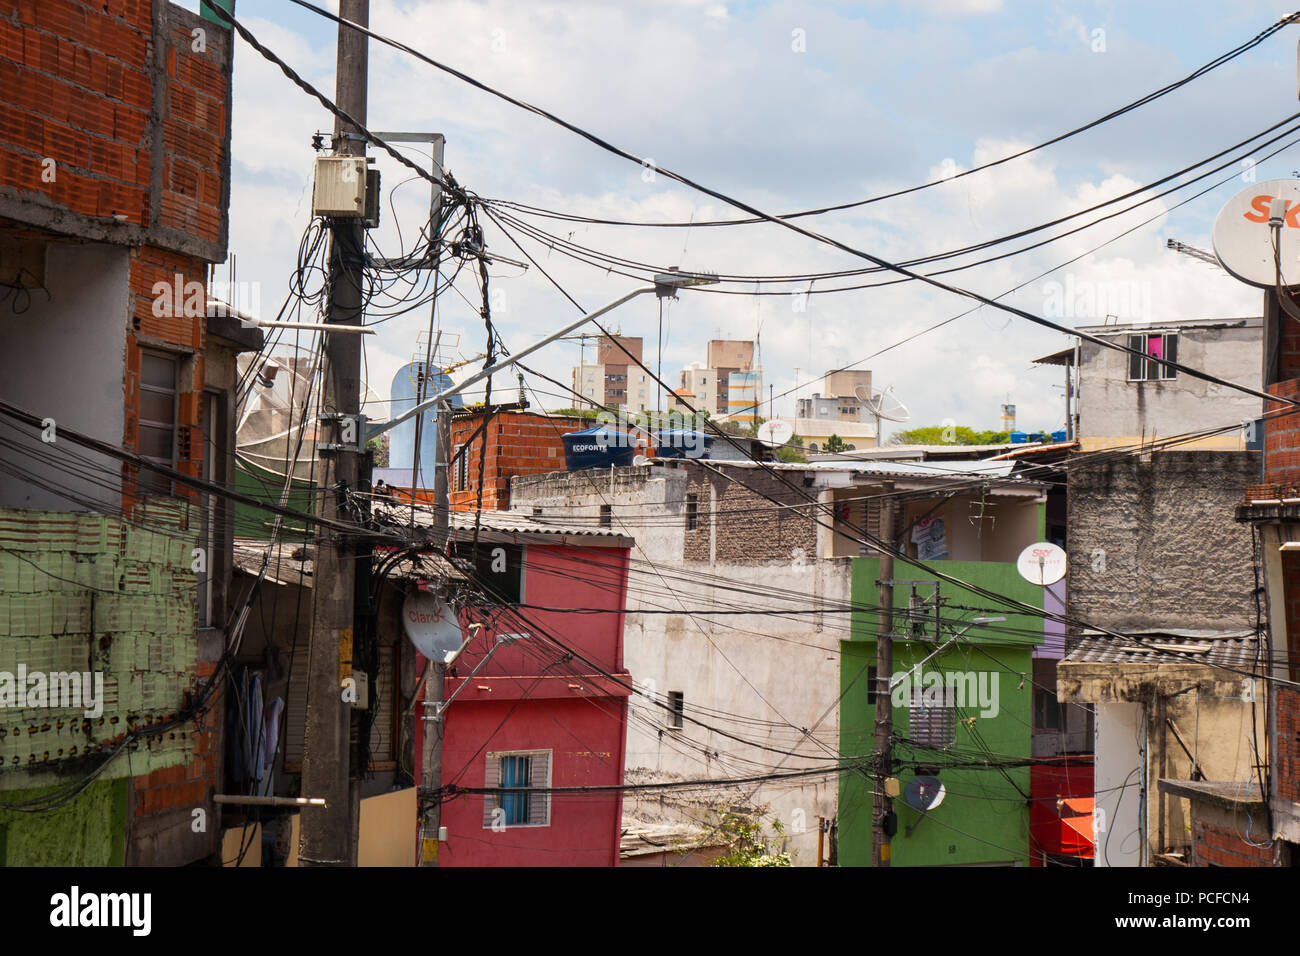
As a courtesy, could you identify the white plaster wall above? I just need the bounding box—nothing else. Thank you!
[512,468,850,864]
[0,243,129,513]
[1095,701,1143,867]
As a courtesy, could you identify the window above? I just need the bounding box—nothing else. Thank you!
[483,750,551,828]
[1127,332,1178,381]
[599,504,612,527]
[908,685,956,749]
[866,666,878,705]
[451,541,525,604]
[532,507,543,517]
[667,691,684,729]
[1034,688,1063,731]
[685,493,698,530]
[454,442,470,491]
[139,350,179,495]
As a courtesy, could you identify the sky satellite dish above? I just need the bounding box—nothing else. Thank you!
[1211,178,1300,288]
[903,776,946,811]
[756,419,794,447]
[856,384,911,423]
[1017,542,1067,586]
[632,454,651,466]
[402,590,464,662]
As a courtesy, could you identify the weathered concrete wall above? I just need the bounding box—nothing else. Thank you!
[1094,701,1141,867]
[682,464,818,565]
[0,242,128,513]
[1076,320,1262,446]
[510,464,848,865]
[1067,451,1259,633]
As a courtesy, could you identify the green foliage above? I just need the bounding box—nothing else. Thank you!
[776,433,806,463]
[367,434,389,468]
[889,425,1011,446]
[706,810,793,867]
[823,433,848,454]
[549,407,603,421]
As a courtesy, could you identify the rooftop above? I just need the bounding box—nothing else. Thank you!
[1063,629,1260,670]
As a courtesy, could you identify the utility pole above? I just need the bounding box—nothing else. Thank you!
[871,486,896,867]
[418,401,452,866]
[299,0,368,868]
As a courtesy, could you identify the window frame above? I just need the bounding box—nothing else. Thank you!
[908,684,956,749]
[667,690,685,730]
[685,493,698,531]
[1126,332,1178,382]
[483,748,552,829]
[138,348,181,496]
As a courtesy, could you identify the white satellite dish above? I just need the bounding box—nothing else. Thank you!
[401,590,464,661]
[756,419,794,447]
[1212,178,1300,288]
[903,776,946,811]
[632,454,651,466]
[1016,542,1067,586]
[856,384,911,423]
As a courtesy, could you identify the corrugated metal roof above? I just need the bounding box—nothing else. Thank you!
[1064,629,1260,669]
[444,509,631,542]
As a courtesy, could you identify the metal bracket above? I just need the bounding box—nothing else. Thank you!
[318,412,368,454]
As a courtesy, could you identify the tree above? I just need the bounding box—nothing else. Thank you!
[776,433,806,463]
[823,433,848,453]
[889,425,1011,446]
[705,810,792,867]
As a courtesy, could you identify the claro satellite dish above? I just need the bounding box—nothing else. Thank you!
[1017,542,1067,586]
[1212,178,1300,288]
[402,590,464,662]
[756,419,794,447]
[903,776,946,812]
[856,384,911,423]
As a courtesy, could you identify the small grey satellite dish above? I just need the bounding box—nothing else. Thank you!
[856,384,911,423]
[402,590,463,661]
[903,775,946,811]
[756,419,794,447]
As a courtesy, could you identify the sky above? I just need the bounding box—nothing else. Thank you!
[184,0,1300,439]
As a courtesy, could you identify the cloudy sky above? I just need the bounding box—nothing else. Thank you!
[185,0,1300,438]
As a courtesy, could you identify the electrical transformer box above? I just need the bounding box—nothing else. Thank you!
[312,156,368,217]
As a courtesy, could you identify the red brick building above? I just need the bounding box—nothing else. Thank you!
[0,0,257,865]
[449,409,588,512]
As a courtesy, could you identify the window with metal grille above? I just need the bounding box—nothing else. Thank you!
[483,750,551,828]
[139,350,179,496]
[599,504,612,527]
[685,493,698,530]
[908,685,955,749]
[667,690,685,729]
[1126,332,1178,381]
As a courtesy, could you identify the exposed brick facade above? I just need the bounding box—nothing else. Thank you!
[1265,379,1300,493]
[449,411,586,512]
[1279,685,1300,806]
[0,0,230,254]
[1192,819,1274,867]
[682,464,818,565]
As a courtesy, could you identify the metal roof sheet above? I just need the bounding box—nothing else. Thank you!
[1063,629,1260,669]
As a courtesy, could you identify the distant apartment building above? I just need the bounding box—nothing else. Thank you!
[676,339,762,421]
[796,369,873,423]
[571,335,647,410]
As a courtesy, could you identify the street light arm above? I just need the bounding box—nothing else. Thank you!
[366,285,656,440]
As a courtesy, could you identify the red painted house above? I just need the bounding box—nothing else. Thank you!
[416,514,634,866]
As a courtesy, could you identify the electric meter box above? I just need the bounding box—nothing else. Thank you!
[312,156,368,217]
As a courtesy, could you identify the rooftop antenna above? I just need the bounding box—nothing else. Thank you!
[855,384,911,445]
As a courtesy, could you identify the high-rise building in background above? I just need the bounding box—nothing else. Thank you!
[676,340,762,421]
[571,335,647,410]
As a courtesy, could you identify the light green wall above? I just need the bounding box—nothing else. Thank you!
[0,779,127,866]
[839,556,1043,867]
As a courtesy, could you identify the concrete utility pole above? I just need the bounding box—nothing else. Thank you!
[871,487,896,867]
[299,0,369,868]
[418,401,452,867]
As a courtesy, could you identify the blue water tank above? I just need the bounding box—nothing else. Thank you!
[654,429,713,459]
[562,426,638,470]
[1009,431,1029,444]
[1051,430,1067,443]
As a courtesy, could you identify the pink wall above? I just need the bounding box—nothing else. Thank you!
[417,540,632,866]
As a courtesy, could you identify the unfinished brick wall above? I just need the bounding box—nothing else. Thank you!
[682,464,817,564]
[1192,819,1274,866]
[0,1,230,255]
[449,412,586,512]
[1278,685,1300,806]
[1266,379,1300,494]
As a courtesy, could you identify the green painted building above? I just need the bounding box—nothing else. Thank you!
[839,557,1045,867]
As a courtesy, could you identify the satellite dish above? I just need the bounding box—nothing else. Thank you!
[856,384,911,423]
[756,419,794,447]
[903,776,946,811]
[632,454,651,466]
[402,590,464,662]
[1212,178,1300,288]
[1017,542,1067,586]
